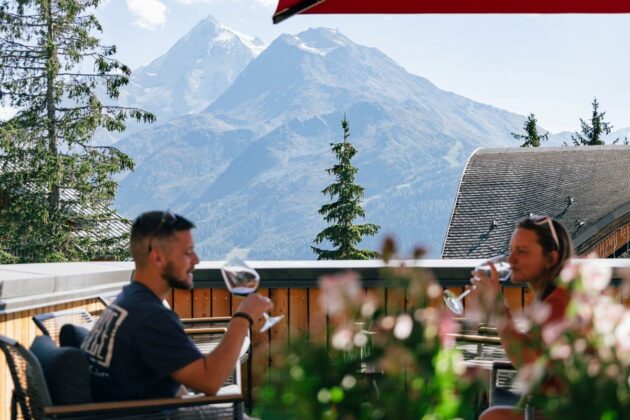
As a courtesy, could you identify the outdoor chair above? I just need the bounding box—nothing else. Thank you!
[489,361,521,407]
[180,317,251,363]
[450,332,508,374]
[0,334,244,420]
[97,291,120,308]
[32,309,96,344]
[181,317,252,411]
[99,290,171,310]
[183,327,243,390]
[94,299,252,410]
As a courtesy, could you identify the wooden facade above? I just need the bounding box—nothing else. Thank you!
[165,285,533,402]
[588,221,630,258]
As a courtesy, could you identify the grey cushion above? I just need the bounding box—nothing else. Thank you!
[59,324,90,348]
[30,335,93,405]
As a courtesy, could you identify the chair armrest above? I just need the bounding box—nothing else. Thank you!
[181,316,233,324]
[478,326,498,335]
[184,327,228,335]
[44,393,243,416]
[447,333,502,345]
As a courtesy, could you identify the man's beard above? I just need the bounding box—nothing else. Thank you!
[163,261,193,290]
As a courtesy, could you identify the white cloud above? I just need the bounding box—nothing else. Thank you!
[254,0,276,6]
[127,0,167,30]
[174,0,276,7]
[174,0,223,4]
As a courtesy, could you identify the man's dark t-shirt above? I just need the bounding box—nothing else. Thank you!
[82,282,202,402]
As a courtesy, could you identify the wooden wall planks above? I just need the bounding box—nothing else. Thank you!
[169,285,536,401]
[0,299,103,420]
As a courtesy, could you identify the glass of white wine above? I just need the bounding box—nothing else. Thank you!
[443,255,511,315]
[221,255,283,332]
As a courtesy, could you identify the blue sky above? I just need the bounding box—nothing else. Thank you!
[95,1,630,134]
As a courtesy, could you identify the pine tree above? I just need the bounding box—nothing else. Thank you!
[570,98,617,146]
[312,116,380,260]
[511,114,548,147]
[0,0,154,262]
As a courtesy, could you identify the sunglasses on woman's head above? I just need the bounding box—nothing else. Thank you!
[531,215,560,250]
[147,210,177,253]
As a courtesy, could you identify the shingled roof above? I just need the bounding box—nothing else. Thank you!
[1,160,130,259]
[442,146,630,258]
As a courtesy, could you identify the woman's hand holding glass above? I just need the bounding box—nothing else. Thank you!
[472,260,501,297]
[443,255,511,315]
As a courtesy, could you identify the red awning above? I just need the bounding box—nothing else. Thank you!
[273,0,630,24]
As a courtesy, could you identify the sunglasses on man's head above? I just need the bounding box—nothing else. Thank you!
[530,215,560,250]
[147,210,177,253]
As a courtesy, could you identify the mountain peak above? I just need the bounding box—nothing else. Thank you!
[199,14,220,27]
[118,15,266,127]
[279,27,352,56]
[300,27,350,43]
[179,15,266,57]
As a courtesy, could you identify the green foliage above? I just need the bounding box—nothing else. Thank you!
[512,114,548,147]
[0,248,17,264]
[515,262,629,418]
[312,116,380,260]
[570,98,617,146]
[256,240,483,419]
[0,0,153,262]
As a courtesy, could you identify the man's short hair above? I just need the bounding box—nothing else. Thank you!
[130,211,195,263]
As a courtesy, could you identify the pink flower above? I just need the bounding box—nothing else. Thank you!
[437,310,460,347]
[550,344,571,360]
[526,300,551,325]
[560,262,579,284]
[514,360,546,394]
[587,360,601,377]
[360,296,378,318]
[593,298,623,336]
[579,260,612,292]
[394,314,413,340]
[542,321,568,345]
[331,327,354,351]
[615,312,630,367]
[380,316,396,330]
[318,271,363,316]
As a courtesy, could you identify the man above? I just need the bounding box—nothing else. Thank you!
[82,210,272,401]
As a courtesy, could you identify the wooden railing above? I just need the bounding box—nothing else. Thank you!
[0,259,627,419]
[166,283,535,398]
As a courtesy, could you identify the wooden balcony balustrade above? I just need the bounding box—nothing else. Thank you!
[1,259,628,420]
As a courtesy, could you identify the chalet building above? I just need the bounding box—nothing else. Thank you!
[442,146,630,259]
[0,180,130,261]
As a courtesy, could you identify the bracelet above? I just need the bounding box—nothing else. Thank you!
[232,312,254,327]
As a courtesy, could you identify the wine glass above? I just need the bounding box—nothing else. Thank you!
[443,255,511,315]
[221,255,284,332]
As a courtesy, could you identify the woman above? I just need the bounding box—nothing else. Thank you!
[477,215,573,420]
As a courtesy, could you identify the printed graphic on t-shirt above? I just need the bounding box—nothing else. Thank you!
[82,304,128,368]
